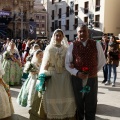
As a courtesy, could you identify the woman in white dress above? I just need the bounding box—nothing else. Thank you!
[17,49,43,107]
[0,61,14,119]
[31,29,76,120]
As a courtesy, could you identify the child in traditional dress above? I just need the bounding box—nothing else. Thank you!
[21,44,40,84]
[17,49,43,107]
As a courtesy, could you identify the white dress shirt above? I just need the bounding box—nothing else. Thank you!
[65,40,106,76]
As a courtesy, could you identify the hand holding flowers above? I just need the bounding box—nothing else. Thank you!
[69,64,90,95]
[24,62,38,73]
[80,67,90,95]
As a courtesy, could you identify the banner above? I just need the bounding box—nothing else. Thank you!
[0,11,10,16]
[61,14,66,26]
[29,21,36,39]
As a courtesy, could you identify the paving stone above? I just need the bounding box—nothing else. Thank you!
[8,63,120,120]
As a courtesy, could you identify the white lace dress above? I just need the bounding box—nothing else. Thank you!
[42,45,76,119]
[17,63,40,107]
[0,62,12,119]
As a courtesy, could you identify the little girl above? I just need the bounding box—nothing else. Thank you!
[17,49,43,107]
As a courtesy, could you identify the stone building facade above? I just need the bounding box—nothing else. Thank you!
[0,0,34,39]
[42,0,120,41]
[33,0,47,40]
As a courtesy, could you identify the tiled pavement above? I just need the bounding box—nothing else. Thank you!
[2,65,120,120]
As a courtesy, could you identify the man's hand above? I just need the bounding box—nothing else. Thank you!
[77,72,88,80]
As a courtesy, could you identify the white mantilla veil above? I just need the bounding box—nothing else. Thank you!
[7,42,18,52]
[31,49,42,64]
[40,29,69,74]
[6,41,21,60]
[24,49,42,73]
[49,29,69,48]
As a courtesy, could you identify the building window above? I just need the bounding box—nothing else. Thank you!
[66,6,69,17]
[52,0,54,4]
[58,8,62,19]
[66,35,69,40]
[36,23,39,28]
[51,22,54,32]
[84,1,89,14]
[84,17,88,25]
[55,20,58,29]
[42,24,45,27]
[75,4,78,16]
[95,0,100,11]
[42,16,45,19]
[59,21,61,29]
[66,20,69,30]
[95,15,100,28]
[36,31,39,35]
[51,10,54,20]
[73,18,78,30]
[74,34,77,40]
[36,15,39,19]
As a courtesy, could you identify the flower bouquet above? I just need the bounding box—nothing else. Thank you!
[24,62,38,73]
[80,67,90,96]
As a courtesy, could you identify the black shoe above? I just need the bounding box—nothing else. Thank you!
[102,80,107,83]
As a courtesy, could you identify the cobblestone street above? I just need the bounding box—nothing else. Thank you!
[4,65,120,120]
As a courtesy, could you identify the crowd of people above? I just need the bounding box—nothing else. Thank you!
[0,24,119,120]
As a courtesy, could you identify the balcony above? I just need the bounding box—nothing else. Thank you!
[75,10,78,16]
[58,14,61,19]
[66,12,69,17]
[94,21,100,28]
[95,5,100,11]
[84,8,89,14]
[65,25,69,30]
[51,15,54,20]
[73,24,78,30]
